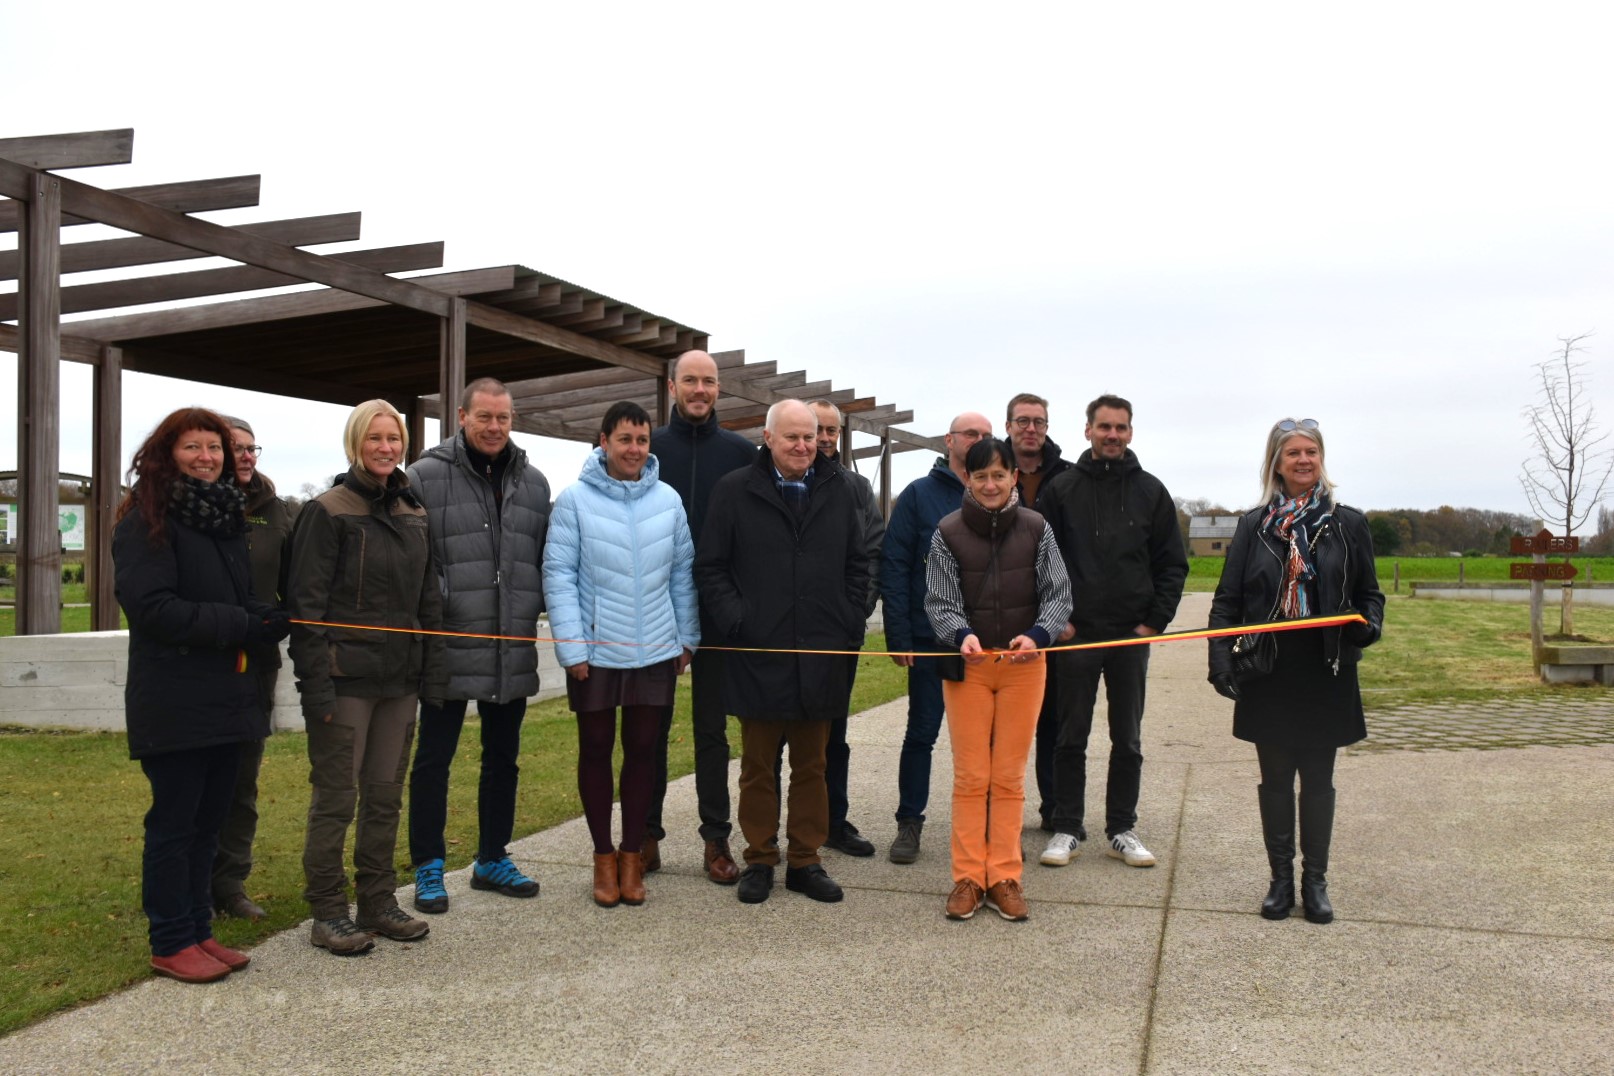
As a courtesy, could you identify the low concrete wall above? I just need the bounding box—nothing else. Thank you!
[1410,585,1614,606]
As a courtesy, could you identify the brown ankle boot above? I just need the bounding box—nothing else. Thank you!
[592,852,620,907]
[618,851,646,906]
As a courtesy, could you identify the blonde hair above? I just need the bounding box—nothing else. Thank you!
[344,399,408,466]
[1259,420,1333,504]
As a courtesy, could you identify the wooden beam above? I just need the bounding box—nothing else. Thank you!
[464,300,663,377]
[0,128,134,170]
[91,346,122,631]
[62,266,515,342]
[0,242,445,320]
[440,298,466,432]
[120,344,385,407]
[0,212,364,281]
[0,175,262,233]
[16,172,63,634]
[0,322,102,362]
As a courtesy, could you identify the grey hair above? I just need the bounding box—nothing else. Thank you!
[220,414,253,436]
[1258,421,1334,504]
[765,398,813,433]
[807,398,843,424]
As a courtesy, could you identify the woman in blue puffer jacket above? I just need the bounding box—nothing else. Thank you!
[543,401,700,909]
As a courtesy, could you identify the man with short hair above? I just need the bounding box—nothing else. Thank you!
[800,399,884,857]
[1005,392,1073,830]
[406,377,552,912]
[211,416,297,921]
[695,399,869,904]
[647,350,756,884]
[1035,394,1187,869]
[881,411,994,864]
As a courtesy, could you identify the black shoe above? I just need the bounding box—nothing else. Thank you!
[825,823,875,857]
[784,864,844,903]
[1301,872,1334,924]
[737,864,774,904]
[1261,877,1295,920]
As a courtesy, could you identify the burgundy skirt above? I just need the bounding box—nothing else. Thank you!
[565,658,678,713]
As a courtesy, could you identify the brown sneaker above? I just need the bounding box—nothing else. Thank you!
[642,837,662,873]
[355,904,430,941]
[984,879,1029,921]
[945,880,984,920]
[704,839,740,885]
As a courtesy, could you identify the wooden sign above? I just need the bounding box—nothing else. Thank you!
[1509,529,1580,554]
[1510,562,1579,581]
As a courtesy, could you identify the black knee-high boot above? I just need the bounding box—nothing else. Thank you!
[1257,784,1295,920]
[1299,786,1335,924]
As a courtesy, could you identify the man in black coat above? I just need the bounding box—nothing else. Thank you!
[694,400,869,905]
[1034,394,1188,870]
[647,350,756,884]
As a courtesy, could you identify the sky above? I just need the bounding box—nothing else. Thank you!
[6,1,1614,517]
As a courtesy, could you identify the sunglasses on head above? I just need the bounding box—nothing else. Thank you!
[1275,418,1318,433]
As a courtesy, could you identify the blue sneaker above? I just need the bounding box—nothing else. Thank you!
[413,858,448,914]
[470,855,539,898]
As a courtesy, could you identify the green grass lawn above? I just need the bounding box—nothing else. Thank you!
[0,637,906,1037]
[1183,555,1614,593]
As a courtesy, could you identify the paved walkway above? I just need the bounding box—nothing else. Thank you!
[1,594,1610,1074]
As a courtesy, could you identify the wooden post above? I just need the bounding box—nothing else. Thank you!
[657,358,672,426]
[879,429,893,520]
[1393,562,1400,594]
[438,297,466,437]
[90,345,122,631]
[405,399,426,464]
[16,171,63,635]
[1530,525,1545,678]
[1458,560,1465,588]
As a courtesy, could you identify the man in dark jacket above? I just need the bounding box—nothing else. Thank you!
[1034,394,1188,870]
[212,416,297,922]
[1006,392,1074,830]
[405,378,551,913]
[801,399,884,857]
[647,350,756,884]
[880,410,993,865]
[695,400,869,905]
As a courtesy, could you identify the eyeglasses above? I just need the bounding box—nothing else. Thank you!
[948,428,993,440]
[236,444,264,457]
[1274,419,1317,433]
[1010,416,1048,431]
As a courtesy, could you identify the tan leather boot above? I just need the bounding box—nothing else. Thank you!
[618,851,646,906]
[592,852,620,908]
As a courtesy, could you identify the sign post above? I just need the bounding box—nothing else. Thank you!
[1510,528,1582,675]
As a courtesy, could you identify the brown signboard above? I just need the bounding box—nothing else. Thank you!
[1509,529,1580,554]
[1510,562,1579,581]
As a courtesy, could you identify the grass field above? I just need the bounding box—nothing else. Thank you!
[1183,555,1614,593]
[0,637,907,1037]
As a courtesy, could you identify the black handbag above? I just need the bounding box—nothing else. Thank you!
[1230,629,1277,683]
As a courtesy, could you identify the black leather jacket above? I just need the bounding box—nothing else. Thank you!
[1207,502,1385,678]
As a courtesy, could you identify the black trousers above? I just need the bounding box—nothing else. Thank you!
[1048,643,1149,840]
[407,697,527,865]
[140,743,240,956]
[647,646,732,842]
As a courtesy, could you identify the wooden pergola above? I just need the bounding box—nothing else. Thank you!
[1,128,944,635]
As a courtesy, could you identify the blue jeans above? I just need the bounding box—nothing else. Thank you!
[894,655,947,822]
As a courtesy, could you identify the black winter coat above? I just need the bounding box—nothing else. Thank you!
[651,406,757,553]
[694,449,870,721]
[1038,449,1188,640]
[114,503,275,758]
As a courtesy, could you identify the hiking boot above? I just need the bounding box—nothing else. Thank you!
[214,892,267,921]
[824,823,875,857]
[945,880,984,921]
[471,855,540,898]
[1040,832,1081,867]
[357,904,431,941]
[413,858,448,914]
[150,943,231,983]
[310,915,375,956]
[889,818,923,864]
[984,879,1029,921]
[1107,830,1157,868]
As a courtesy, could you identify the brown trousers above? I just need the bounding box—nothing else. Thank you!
[738,718,830,868]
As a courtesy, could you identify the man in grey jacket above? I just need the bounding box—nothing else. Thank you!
[405,378,552,913]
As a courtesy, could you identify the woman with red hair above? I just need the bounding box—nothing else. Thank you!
[114,407,291,983]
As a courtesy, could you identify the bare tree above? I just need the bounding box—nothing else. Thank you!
[1520,332,1614,634]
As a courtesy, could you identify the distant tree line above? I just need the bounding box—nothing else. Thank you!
[1174,497,1550,557]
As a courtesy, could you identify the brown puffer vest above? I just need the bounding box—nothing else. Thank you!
[936,496,1044,649]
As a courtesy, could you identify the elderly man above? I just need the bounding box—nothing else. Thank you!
[406,377,551,912]
[880,411,993,865]
[211,415,297,921]
[695,399,870,904]
[646,350,757,884]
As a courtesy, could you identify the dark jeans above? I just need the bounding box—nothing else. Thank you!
[212,664,276,901]
[894,655,947,822]
[647,646,731,842]
[140,742,240,957]
[1049,643,1148,840]
[408,697,527,866]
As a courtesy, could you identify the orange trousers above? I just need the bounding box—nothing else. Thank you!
[943,655,1046,888]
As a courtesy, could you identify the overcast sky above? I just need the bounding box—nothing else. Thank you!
[6,1,1614,517]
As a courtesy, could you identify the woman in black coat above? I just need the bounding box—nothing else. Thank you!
[1208,419,1384,925]
[114,407,290,983]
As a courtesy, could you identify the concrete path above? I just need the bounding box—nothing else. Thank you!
[2,594,1610,1074]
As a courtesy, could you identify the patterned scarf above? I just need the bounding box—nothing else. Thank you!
[1259,485,1332,617]
[167,474,247,536]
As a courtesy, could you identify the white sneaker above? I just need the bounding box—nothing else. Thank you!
[1106,830,1157,868]
[1039,832,1081,867]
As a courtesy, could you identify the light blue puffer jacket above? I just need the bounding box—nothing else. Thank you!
[543,450,700,670]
